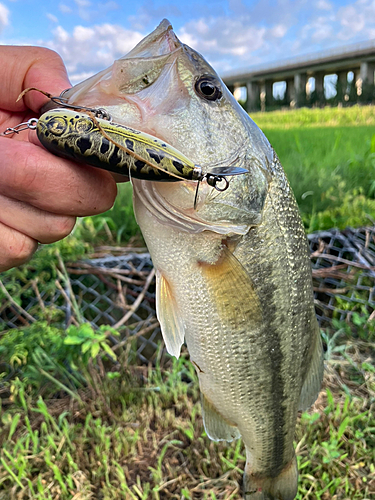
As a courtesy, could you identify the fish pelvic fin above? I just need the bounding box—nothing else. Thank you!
[201,392,240,442]
[156,270,185,358]
[299,322,324,411]
[244,455,298,500]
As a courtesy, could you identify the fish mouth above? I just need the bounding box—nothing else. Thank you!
[56,19,184,133]
[125,19,182,59]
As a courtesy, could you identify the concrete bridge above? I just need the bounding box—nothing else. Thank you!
[221,39,375,111]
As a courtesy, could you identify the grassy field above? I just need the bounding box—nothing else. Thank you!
[261,125,375,231]
[251,105,375,129]
[252,106,375,231]
[0,105,375,499]
[0,329,374,499]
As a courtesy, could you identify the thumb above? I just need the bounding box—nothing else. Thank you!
[0,46,71,113]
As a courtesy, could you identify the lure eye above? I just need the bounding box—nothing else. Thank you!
[194,75,222,101]
[47,116,67,136]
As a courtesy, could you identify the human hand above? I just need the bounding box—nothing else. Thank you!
[0,46,117,272]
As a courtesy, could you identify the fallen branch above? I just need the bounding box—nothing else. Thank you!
[0,279,36,324]
[113,268,156,330]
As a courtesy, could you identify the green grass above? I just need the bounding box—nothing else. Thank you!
[0,303,374,499]
[259,125,375,230]
[0,331,374,499]
[251,106,375,231]
[251,105,375,129]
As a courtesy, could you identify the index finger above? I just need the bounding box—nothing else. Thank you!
[0,46,71,113]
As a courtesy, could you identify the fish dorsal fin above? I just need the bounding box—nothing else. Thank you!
[299,323,324,411]
[155,270,185,358]
[201,392,240,442]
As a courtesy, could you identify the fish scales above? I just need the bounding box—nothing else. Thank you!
[57,19,324,500]
[231,154,319,473]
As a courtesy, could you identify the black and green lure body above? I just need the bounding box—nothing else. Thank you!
[37,108,202,181]
[36,107,248,191]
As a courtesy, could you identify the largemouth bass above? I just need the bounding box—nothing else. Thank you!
[59,20,324,500]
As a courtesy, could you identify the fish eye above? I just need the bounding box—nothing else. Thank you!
[194,75,222,101]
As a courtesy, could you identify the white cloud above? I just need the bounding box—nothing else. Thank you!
[316,0,332,10]
[46,13,58,23]
[69,71,97,84]
[74,0,92,21]
[271,24,288,38]
[44,23,144,81]
[335,0,375,40]
[22,0,375,85]
[73,25,95,42]
[0,3,10,33]
[339,5,364,33]
[179,17,266,57]
[176,0,375,74]
[59,3,72,14]
[75,0,91,6]
[54,25,69,43]
[178,16,287,72]
[194,18,210,36]
[310,23,334,43]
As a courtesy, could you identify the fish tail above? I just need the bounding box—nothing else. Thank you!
[243,455,298,500]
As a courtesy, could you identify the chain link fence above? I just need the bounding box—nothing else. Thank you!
[1,227,374,362]
[310,227,375,327]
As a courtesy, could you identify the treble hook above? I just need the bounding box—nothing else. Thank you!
[49,92,112,121]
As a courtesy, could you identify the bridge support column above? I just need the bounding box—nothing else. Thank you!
[358,62,375,100]
[314,72,325,103]
[285,78,294,106]
[337,71,348,99]
[227,84,235,94]
[354,70,362,96]
[265,79,273,108]
[260,82,266,112]
[246,81,260,112]
[294,73,307,106]
[360,61,375,84]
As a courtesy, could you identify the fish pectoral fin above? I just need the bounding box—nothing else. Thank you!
[299,323,324,411]
[156,270,185,359]
[201,392,240,442]
[199,244,261,329]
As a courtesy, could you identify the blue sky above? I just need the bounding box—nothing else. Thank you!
[0,0,374,84]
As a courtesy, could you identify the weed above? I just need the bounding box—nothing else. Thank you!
[0,334,374,499]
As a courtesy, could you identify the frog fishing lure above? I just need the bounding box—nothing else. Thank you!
[37,108,204,182]
[1,89,248,193]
